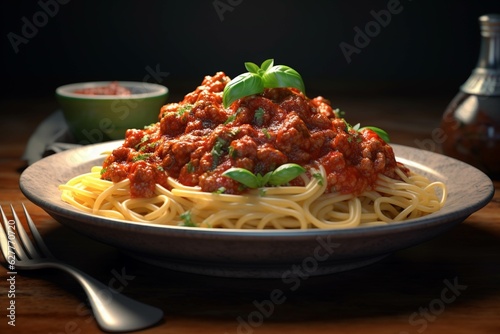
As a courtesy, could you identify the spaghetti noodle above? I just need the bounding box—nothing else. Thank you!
[59,165,446,229]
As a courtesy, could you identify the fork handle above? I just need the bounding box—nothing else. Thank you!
[33,262,163,332]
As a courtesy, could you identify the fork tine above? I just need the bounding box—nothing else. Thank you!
[21,203,54,258]
[1,205,29,261]
[10,204,38,259]
[0,206,12,261]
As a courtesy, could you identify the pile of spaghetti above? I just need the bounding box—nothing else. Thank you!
[59,70,446,229]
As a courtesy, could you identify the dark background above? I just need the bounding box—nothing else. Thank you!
[2,0,499,101]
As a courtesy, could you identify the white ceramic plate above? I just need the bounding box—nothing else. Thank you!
[20,141,494,278]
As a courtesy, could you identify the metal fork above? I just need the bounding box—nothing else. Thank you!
[0,204,164,332]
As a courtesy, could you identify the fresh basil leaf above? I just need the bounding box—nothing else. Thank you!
[222,167,259,188]
[223,60,306,108]
[261,65,305,93]
[223,163,306,189]
[244,62,260,74]
[260,59,274,72]
[223,72,264,108]
[360,126,391,143]
[259,171,273,187]
[268,163,305,186]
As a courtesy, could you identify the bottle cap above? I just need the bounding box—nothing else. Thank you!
[461,13,500,96]
[479,13,500,37]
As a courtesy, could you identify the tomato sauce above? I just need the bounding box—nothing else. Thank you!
[101,72,401,198]
[74,81,131,96]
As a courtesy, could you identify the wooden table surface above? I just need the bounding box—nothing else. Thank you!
[1,94,499,334]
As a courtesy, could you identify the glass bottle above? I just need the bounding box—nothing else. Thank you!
[440,13,500,179]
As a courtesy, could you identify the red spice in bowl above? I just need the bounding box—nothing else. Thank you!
[73,81,131,96]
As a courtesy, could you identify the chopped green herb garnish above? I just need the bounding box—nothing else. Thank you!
[213,187,226,194]
[212,138,226,155]
[211,137,228,169]
[136,135,150,150]
[180,211,197,227]
[228,146,237,159]
[141,135,150,143]
[225,107,243,124]
[177,104,193,117]
[225,114,237,125]
[254,107,265,126]
[132,153,151,162]
[229,128,240,137]
[186,161,195,173]
[334,108,345,118]
[312,172,324,186]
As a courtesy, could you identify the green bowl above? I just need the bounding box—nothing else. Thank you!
[56,81,169,144]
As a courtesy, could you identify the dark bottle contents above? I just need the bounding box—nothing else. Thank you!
[440,14,500,179]
[441,93,500,178]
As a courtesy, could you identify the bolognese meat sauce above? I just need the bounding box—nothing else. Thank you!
[101,72,400,198]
